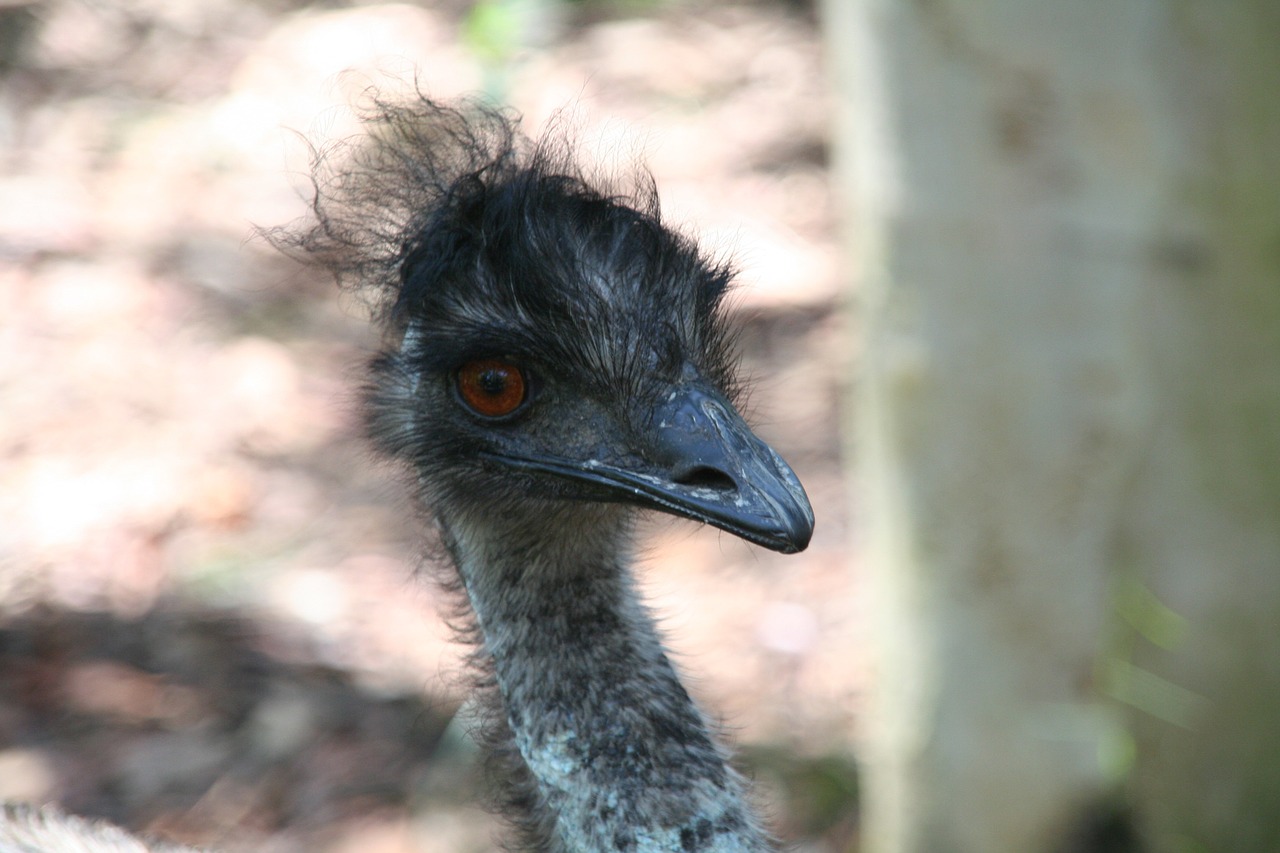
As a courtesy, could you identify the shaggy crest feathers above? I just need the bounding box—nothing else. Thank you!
[275,95,741,404]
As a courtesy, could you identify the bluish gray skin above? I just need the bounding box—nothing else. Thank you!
[281,95,814,852]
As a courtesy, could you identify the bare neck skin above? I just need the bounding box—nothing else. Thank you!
[445,505,770,852]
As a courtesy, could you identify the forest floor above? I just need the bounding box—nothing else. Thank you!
[0,0,861,850]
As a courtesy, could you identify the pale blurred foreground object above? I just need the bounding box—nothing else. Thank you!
[825,0,1280,850]
[0,804,201,853]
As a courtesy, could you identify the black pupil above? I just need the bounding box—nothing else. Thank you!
[478,369,508,396]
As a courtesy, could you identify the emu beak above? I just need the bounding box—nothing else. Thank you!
[498,385,814,553]
[637,385,814,553]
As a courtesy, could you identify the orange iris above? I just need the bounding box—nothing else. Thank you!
[456,359,527,417]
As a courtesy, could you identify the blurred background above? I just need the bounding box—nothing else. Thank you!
[0,0,859,850]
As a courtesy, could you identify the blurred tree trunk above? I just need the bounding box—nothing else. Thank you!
[822,2,1280,851]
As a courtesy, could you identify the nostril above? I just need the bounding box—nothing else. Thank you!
[673,465,737,492]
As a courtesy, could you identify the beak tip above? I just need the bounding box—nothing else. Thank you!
[752,495,814,554]
[779,511,815,554]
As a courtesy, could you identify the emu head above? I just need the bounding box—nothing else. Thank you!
[283,96,813,554]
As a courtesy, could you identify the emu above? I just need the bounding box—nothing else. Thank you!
[1,95,813,852]
[311,94,815,851]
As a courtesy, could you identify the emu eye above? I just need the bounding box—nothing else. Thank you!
[456,358,528,418]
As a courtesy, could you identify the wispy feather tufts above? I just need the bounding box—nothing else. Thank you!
[268,91,742,405]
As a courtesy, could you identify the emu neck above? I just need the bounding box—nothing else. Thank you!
[447,508,768,852]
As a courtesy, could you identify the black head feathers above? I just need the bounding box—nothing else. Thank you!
[276,94,741,403]
[273,93,812,553]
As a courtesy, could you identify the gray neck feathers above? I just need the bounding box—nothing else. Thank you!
[445,507,770,852]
